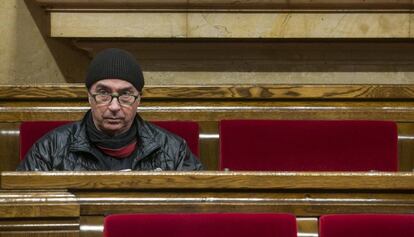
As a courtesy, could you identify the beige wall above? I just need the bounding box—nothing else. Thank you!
[0,0,88,85]
[1,0,414,85]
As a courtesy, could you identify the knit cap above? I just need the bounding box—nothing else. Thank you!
[86,48,144,92]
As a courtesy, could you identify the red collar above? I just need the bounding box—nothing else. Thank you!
[97,140,137,159]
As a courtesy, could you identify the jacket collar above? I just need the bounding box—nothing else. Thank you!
[69,110,161,161]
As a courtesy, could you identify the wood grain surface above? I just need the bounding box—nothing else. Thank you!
[1,84,414,100]
[2,171,414,190]
[1,171,413,236]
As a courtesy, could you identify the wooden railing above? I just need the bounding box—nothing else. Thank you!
[1,171,414,237]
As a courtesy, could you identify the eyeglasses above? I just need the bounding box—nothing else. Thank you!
[90,92,140,106]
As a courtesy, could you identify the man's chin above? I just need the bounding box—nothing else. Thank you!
[101,123,125,135]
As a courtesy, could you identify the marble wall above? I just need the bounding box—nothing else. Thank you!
[0,0,88,85]
[1,0,414,85]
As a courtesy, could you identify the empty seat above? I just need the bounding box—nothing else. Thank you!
[319,214,414,237]
[104,213,297,237]
[20,120,199,160]
[219,120,398,171]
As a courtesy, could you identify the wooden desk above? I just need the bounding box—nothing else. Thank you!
[1,171,414,237]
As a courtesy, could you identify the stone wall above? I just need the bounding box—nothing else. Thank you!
[1,0,414,85]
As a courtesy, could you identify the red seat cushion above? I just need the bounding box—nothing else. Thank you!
[20,120,199,160]
[219,120,398,171]
[104,213,297,237]
[320,214,414,237]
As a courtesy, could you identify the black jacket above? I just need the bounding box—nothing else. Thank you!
[17,114,203,171]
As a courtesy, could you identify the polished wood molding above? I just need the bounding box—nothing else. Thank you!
[0,190,80,236]
[2,172,414,217]
[1,84,414,100]
[1,172,413,236]
[0,191,79,218]
[35,0,413,10]
[0,101,413,122]
[0,219,79,231]
[2,171,414,190]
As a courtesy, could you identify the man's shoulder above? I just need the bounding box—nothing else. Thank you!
[143,121,182,140]
[38,121,83,143]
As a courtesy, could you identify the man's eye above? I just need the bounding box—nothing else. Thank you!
[121,91,133,96]
[98,91,110,95]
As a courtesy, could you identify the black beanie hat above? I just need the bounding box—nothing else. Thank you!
[86,48,144,92]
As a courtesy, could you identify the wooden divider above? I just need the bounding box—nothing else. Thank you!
[1,84,414,171]
[1,171,413,237]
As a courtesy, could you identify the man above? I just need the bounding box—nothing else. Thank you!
[17,48,203,171]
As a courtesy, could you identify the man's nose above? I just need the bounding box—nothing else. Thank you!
[108,97,121,111]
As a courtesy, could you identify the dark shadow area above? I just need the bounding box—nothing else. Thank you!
[77,39,414,73]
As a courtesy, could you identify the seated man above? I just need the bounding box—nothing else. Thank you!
[17,48,202,171]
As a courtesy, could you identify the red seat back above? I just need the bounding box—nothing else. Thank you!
[20,120,199,160]
[104,213,297,237]
[219,120,398,171]
[319,214,414,237]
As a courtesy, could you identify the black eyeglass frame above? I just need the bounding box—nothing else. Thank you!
[90,92,140,106]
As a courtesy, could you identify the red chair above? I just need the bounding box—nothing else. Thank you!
[104,213,297,237]
[319,214,414,237]
[20,120,199,160]
[219,120,398,171]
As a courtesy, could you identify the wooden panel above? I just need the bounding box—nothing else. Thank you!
[1,172,414,217]
[0,123,20,172]
[1,172,413,236]
[199,121,219,170]
[0,231,78,237]
[74,191,414,216]
[1,84,414,100]
[397,123,414,171]
[0,191,79,218]
[2,171,414,190]
[1,101,414,122]
[298,218,318,237]
[0,219,79,231]
[79,216,103,237]
[0,191,79,237]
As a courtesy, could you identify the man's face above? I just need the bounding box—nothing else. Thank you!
[88,79,140,136]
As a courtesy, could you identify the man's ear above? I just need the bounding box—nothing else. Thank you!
[136,94,141,106]
[87,93,93,104]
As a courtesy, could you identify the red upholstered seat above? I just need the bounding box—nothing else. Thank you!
[104,213,297,237]
[319,214,414,237]
[219,120,398,171]
[20,120,199,160]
